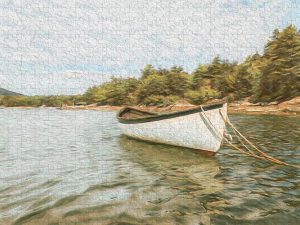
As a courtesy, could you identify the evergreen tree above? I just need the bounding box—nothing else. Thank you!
[192,64,208,89]
[207,56,224,93]
[141,64,155,79]
[165,67,190,96]
[136,73,169,102]
[256,25,300,102]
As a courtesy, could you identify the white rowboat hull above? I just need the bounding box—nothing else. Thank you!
[118,103,227,155]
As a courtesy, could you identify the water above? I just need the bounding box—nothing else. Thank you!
[0,109,299,225]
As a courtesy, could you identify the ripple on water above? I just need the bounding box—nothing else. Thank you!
[0,109,299,224]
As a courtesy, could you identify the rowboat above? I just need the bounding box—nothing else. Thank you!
[117,102,227,156]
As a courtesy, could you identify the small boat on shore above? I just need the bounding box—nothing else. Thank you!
[117,102,227,155]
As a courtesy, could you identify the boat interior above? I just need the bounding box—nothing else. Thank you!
[119,107,158,119]
[118,101,225,120]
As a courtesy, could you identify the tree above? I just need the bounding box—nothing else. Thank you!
[234,64,253,98]
[170,65,184,73]
[136,73,169,102]
[165,68,190,96]
[84,77,139,105]
[185,87,221,105]
[192,64,208,89]
[256,25,300,102]
[207,56,225,94]
[141,64,155,79]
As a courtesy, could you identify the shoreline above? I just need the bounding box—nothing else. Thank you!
[1,97,300,116]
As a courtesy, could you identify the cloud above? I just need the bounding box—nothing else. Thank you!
[0,0,298,95]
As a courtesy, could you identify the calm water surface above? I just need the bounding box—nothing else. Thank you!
[0,109,299,225]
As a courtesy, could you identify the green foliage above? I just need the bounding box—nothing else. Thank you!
[85,77,139,105]
[208,56,224,92]
[142,95,180,106]
[0,95,76,107]
[192,64,208,89]
[254,25,300,102]
[185,87,221,105]
[234,64,254,98]
[141,64,155,79]
[165,68,191,96]
[136,74,169,101]
[1,25,299,107]
[137,66,190,101]
[192,58,238,98]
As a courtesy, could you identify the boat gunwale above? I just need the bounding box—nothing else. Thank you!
[117,101,226,124]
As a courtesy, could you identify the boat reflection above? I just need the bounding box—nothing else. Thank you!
[119,136,224,195]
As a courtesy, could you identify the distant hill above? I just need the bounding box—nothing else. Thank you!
[0,88,23,96]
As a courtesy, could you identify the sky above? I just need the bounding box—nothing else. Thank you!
[0,0,299,95]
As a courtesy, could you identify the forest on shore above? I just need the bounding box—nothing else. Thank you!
[1,25,299,107]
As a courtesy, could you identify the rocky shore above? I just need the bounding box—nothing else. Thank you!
[57,97,300,116]
[227,97,300,116]
[3,97,300,116]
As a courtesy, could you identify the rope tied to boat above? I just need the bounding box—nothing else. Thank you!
[199,105,300,169]
[224,130,232,142]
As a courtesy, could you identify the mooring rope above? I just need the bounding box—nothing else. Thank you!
[199,105,300,168]
[200,106,264,159]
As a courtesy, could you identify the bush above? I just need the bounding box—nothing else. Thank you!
[142,95,180,106]
[136,74,169,102]
[185,88,221,105]
[84,77,139,105]
[226,93,236,103]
